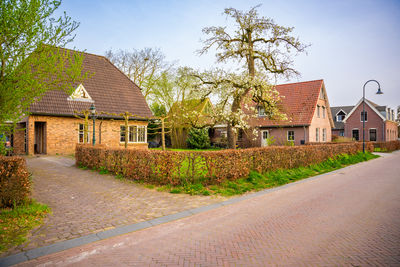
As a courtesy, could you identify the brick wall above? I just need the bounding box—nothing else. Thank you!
[24,115,148,155]
[344,103,385,141]
[385,121,398,141]
[13,122,26,154]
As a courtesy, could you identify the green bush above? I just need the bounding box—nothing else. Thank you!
[186,127,210,149]
[0,156,31,208]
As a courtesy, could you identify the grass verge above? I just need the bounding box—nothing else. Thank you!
[0,200,50,253]
[155,152,379,196]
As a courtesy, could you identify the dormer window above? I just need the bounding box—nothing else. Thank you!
[336,110,346,122]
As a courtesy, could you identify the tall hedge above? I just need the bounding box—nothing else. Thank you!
[0,156,31,208]
[76,142,373,186]
[373,140,400,152]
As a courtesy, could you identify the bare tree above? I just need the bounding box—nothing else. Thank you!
[105,48,172,99]
[198,5,308,148]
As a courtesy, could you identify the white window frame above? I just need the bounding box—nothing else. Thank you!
[361,111,368,122]
[322,106,326,119]
[322,128,326,142]
[369,128,377,142]
[258,106,266,117]
[335,109,347,122]
[120,125,147,144]
[78,123,89,143]
[120,125,127,143]
[287,130,295,141]
[316,128,320,142]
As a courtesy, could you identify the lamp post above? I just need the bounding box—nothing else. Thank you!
[90,103,96,146]
[362,80,383,153]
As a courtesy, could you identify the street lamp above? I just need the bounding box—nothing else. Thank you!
[362,80,383,153]
[90,103,96,146]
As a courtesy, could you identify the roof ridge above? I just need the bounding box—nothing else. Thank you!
[58,46,107,60]
[276,79,323,87]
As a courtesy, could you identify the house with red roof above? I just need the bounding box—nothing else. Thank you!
[12,49,153,155]
[239,79,334,147]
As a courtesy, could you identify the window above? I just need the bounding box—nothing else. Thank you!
[120,126,126,142]
[339,130,344,137]
[352,129,359,141]
[258,106,266,117]
[322,106,326,118]
[316,128,320,142]
[336,111,346,122]
[317,105,320,118]
[361,111,367,122]
[319,89,325,100]
[322,128,326,142]
[287,130,294,141]
[121,125,147,143]
[78,124,89,143]
[369,129,377,141]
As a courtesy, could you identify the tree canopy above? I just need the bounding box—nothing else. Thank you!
[105,48,173,101]
[196,5,308,148]
[0,0,86,126]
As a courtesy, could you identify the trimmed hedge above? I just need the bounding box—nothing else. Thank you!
[373,140,400,152]
[76,142,373,186]
[0,156,31,208]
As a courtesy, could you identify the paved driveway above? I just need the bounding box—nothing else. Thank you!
[1,156,225,257]
[17,151,400,266]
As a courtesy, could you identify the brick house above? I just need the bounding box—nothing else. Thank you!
[330,106,354,137]
[240,79,334,147]
[340,99,398,142]
[12,49,152,155]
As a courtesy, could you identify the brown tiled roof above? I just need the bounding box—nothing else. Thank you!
[249,79,326,127]
[29,48,152,119]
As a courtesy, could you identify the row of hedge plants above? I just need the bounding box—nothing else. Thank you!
[373,140,400,152]
[0,156,31,208]
[76,142,374,186]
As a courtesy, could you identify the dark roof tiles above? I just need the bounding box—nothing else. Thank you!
[29,49,152,119]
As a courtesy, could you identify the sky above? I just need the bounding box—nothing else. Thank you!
[56,0,400,109]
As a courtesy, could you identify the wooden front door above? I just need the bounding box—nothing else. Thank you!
[34,122,46,154]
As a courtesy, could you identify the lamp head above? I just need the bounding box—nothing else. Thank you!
[376,87,383,95]
[90,103,96,114]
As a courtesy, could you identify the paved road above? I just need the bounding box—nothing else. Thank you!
[2,156,225,257]
[17,152,400,266]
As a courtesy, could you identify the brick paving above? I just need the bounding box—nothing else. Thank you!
[1,156,226,258]
[16,151,400,266]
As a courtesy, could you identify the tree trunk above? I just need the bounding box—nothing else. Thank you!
[161,117,166,151]
[247,31,255,78]
[227,98,242,149]
[227,123,236,149]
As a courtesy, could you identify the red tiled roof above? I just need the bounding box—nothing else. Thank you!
[249,79,324,127]
[29,48,153,119]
